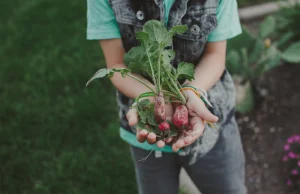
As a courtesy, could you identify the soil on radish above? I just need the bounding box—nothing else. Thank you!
[173,105,189,129]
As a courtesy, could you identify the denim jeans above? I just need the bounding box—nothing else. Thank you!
[130,116,247,194]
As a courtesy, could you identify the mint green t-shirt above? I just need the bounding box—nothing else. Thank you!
[87,0,242,152]
[87,0,242,41]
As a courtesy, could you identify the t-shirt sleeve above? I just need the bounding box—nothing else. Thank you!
[207,0,242,42]
[86,0,121,40]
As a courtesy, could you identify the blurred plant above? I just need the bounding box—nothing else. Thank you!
[226,16,300,113]
[282,134,300,190]
[275,2,300,44]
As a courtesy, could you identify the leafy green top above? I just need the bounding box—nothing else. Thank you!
[86,20,197,134]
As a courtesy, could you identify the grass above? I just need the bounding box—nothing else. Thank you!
[0,0,136,194]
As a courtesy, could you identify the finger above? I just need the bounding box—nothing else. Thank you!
[172,138,185,152]
[156,140,165,148]
[126,108,138,126]
[165,137,173,143]
[192,100,218,123]
[136,129,148,143]
[181,117,204,145]
[190,117,205,138]
[147,132,156,144]
[184,136,193,144]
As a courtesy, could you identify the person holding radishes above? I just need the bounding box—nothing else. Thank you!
[87,0,247,193]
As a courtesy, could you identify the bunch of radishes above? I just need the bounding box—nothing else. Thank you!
[87,20,204,140]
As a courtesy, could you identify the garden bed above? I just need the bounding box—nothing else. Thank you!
[237,64,300,194]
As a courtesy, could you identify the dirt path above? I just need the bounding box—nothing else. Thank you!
[238,64,300,194]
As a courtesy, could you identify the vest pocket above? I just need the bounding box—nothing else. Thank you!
[174,13,217,41]
[114,2,160,28]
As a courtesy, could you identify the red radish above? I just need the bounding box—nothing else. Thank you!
[154,92,166,123]
[173,105,188,129]
[158,121,170,131]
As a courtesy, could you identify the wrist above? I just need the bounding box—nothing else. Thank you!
[181,85,213,108]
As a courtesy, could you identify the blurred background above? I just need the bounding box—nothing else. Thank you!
[0,0,300,194]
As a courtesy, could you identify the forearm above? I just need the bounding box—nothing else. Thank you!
[99,39,155,100]
[184,41,226,91]
[110,63,155,99]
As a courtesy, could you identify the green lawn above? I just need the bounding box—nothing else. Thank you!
[0,1,136,194]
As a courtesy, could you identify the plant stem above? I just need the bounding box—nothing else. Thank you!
[162,90,178,99]
[127,73,155,93]
[166,79,178,96]
[162,66,186,104]
[157,53,162,92]
[169,75,186,104]
[146,50,158,92]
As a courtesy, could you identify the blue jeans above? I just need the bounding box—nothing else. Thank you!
[130,117,246,194]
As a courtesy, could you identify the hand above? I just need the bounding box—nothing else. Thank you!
[126,97,174,148]
[172,90,219,152]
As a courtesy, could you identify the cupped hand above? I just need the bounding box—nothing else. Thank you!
[126,98,174,148]
[172,90,219,152]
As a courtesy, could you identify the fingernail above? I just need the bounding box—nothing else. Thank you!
[140,130,148,135]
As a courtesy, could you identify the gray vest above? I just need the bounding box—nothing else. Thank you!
[109,0,236,164]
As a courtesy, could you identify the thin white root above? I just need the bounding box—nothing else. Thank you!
[138,150,154,162]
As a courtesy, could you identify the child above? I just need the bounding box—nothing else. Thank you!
[87,0,246,193]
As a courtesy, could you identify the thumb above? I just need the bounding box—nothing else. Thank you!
[192,100,218,123]
[126,108,138,126]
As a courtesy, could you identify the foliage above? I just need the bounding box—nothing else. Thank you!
[0,0,137,193]
[226,15,300,113]
[235,79,255,114]
[282,42,300,63]
[276,2,300,43]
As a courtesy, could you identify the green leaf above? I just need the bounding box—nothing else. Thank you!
[281,41,300,63]
[86,68,110,86]
[137,99,157,125]
[236,81,255,114]
[248,39,264,65]
[169,123,178,137]
[176,62,195,81]
[162,49,175,71]
[253,46,280,77]
[273,32,294,48]
[136,31,150,46]
[147,41,160,56]
[143,20,169,44]
[241,48,251,79]
[226,50,241,75]
[86,68,131,86]
[124,46,151,76]
[136,120,160,134]
[169,25,188,36]
[265,55,281,72]
[227,26,254,52]
[259,16,276,38]
[112,68,131,78]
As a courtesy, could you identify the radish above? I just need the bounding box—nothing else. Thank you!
[158,121,170,131]
[173,105,188,129]
[154,92,166,123]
